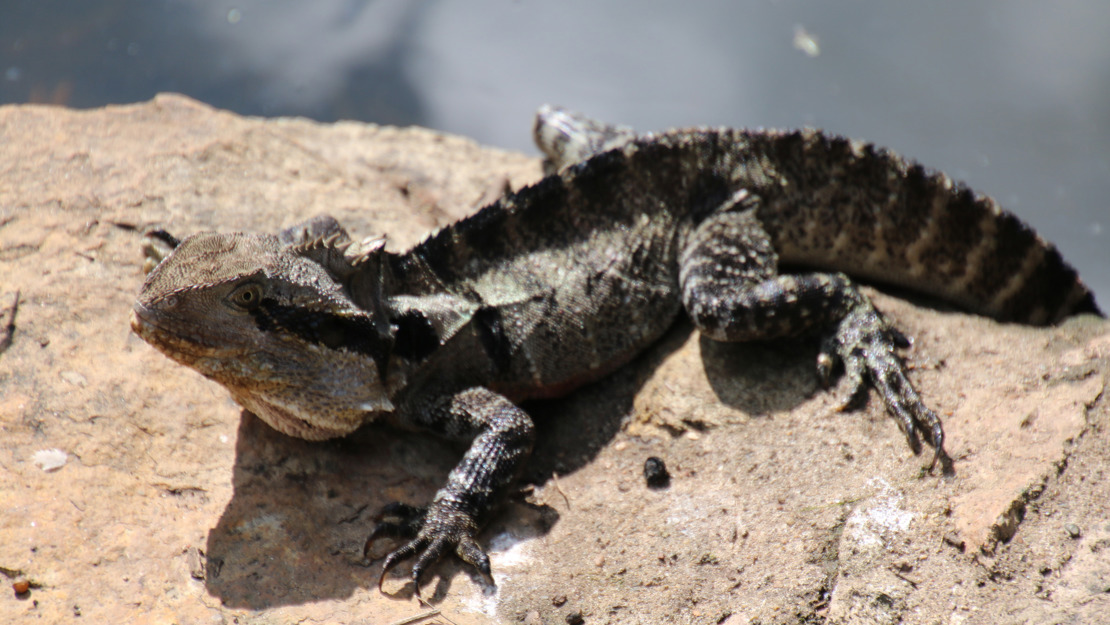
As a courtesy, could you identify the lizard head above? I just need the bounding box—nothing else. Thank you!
[131,231,397,440]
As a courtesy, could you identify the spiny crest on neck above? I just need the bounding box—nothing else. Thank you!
[290,232,388,281]
[287,232,395,369]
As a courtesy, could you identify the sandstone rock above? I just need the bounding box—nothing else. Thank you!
[1,94,1107,624]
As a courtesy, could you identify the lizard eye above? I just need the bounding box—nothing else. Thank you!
[227,282,264,312]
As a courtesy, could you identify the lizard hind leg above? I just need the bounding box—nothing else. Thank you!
[532,105,638,174]
[679,209,950,471]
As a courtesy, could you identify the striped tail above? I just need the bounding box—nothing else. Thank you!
[748,128,1101,325]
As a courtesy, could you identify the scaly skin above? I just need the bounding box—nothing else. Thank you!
[131,107,1101,596]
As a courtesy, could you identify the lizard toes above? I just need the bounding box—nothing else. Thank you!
[373,500,490,595]
[456,535,493,584]
[888,399,924,456]
[829,348,868,413]
[867,351,953,471]
[410,535,453,597]
[377,537,426,592]
[364,502,427,559]
[831,307,949,471]
[831,364,869,412]
[888,325,912,349]
[376,501,427,530]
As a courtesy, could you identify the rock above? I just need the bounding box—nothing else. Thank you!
[1,94,1107,624]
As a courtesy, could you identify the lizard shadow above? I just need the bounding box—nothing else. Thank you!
[202,345,663,608]
[522,321,815,477]
[699,334,824,415]
[203,412,465,608]
[201,320,827,608]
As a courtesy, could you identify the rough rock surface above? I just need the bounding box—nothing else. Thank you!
[1,94,1108,624]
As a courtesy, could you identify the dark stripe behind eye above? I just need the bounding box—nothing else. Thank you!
[252,299,390,358]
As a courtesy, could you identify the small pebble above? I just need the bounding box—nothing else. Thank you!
[643,456,670,489]
[13,579,30,595]
[565,611,585,625]
[32,449,67,472]
[1065,523,1082,539]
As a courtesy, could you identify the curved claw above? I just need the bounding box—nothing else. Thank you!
[378,536,427,593]
[370,500,492,596]
[828,306,949,472]
[859,334,949,471]
[816,335,839,389]
[455,535,492,583]
[409,535,453,596]
[888,325,912,349]
[820,343,868,412]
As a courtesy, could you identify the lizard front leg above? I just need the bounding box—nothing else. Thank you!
[680,206,949,470]
[368,386,535,595]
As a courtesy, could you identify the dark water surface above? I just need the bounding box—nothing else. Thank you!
[4,1,1107,305]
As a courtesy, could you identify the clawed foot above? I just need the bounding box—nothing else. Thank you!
[817,306,950,472]
[365,500,493,597]
[140,228,181,274]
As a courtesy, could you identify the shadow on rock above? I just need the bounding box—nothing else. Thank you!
[204,411,460,607]
[202,348,652,607]
[201,322,821,608]
[700,333,820,416]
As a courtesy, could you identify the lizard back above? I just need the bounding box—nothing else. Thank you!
[387,150,690,399]
[384,127,1098,401]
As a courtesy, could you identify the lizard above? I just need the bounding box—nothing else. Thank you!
[130,105,1102,596]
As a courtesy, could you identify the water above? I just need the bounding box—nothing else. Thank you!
[3,0,1107,307]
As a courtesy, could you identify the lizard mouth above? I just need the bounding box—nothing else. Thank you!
[130,305,236,362]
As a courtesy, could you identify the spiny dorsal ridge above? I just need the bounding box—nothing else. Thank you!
[293,232,353,255]
[350,236,387,266]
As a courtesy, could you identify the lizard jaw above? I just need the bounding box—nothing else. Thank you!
[129,306,237,364]
[228,388,362,441]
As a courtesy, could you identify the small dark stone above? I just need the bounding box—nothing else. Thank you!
[643,456,670,489]
[1065,523,1082,539]
[565,610,585,625]
[552,594,567,607]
